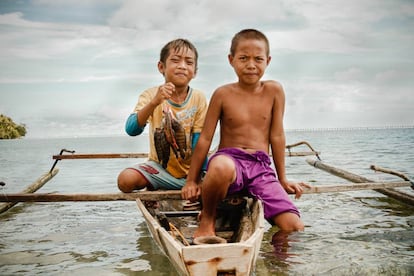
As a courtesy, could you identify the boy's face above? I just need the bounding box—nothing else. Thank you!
[158,47,197,88]
[228,38,271,85]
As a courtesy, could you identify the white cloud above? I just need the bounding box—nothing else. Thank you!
[107,0,306,42]
[334,68,365,82]
[374,69,412,84]
[0,13,110,59]
[33,0,119,5]
[1,0,413,137]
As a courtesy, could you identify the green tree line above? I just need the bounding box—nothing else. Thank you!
[0,114,27,139]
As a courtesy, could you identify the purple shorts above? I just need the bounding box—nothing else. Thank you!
[208,148,300,223]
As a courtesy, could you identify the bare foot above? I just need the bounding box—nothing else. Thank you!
[193,227,215,239]
[193,212,215,238]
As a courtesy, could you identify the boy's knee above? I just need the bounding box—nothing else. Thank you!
[273,212,304,232]
[117,169,136,193]
[207,155,235,181]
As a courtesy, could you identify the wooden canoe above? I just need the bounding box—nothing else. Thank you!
[136,196,265,276]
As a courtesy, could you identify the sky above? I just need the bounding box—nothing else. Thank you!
[0,0,413,138]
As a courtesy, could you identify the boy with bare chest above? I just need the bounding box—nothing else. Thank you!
[182,29,309,238]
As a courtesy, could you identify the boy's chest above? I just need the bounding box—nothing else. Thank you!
[222,95,273,124]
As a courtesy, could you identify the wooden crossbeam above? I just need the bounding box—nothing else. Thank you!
[52,151,319,160]
[0,181,411,202]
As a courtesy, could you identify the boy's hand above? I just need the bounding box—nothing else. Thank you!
[153,82,176,105]
[181,181,201,202]
[281,180,311,199]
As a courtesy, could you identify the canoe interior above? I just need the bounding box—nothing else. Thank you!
[137,196,264,276]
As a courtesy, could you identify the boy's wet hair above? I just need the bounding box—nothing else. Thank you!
[230,29,270,57]
[160,39,198,68]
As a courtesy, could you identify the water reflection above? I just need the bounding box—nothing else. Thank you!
[270,230,300,263]
[356,196,414,217]
[134,222,179,275]
[258,228,304,275]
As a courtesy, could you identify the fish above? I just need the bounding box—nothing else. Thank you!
[154,127,170,168]
[154,105,188,168]
[171,118,187,159]
[163,108,176,146]
[163,106,187,159]
[163,108,179,158]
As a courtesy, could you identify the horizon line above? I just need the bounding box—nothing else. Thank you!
[285,125,414,132]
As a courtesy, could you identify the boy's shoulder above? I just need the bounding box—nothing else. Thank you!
[262,80,284,95]
[214,80,283,92]
[217,80,282,87]
[262,80,282,88]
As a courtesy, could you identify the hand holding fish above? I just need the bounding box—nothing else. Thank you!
[152,82,176,105]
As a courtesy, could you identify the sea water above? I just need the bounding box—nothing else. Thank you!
[0,128,413,275]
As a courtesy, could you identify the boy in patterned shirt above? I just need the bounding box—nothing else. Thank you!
[118,39,207,192]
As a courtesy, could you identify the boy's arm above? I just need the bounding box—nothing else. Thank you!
[125,113,145,136]
[136,83,175,127]
[191,132,208,170]
[269,83,309,199]
[125,92,159,136]
[182,90,222,201]
[269,83,288,185]
[124,83,176,136]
